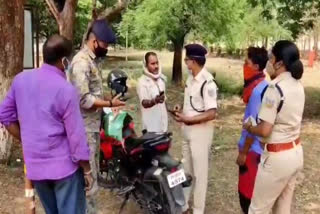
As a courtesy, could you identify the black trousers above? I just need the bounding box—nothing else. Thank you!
[239,191,251,214]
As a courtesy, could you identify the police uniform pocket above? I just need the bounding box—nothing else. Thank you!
[89,75,102,95]
[260,152,271,170]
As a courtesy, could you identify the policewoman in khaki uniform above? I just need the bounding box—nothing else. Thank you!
[174,44,217,214]
[244,40,305,214]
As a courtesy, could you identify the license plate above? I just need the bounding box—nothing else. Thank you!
[167,169,186,188]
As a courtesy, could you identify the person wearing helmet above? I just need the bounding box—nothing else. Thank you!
[69,19,125,214]
[137,52,168,133]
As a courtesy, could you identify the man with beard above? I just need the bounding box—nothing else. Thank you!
[137,52,168,133]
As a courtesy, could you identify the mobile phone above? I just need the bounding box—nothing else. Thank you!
[120,96,131,102]
[167,109,177,116]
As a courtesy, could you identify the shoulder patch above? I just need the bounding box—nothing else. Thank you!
[264,97,275,108]
[208,88,216,97]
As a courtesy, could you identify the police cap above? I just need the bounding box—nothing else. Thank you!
[185,44,207,58]
[91,19,116,44]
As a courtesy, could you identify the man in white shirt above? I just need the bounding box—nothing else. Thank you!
[137,52,168,133]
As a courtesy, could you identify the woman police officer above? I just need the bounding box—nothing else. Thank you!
[244,40,305,214]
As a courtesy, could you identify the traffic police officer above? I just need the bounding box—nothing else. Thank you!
[174,44,218,214]
[69,19,125,214]
[244,40,305,214]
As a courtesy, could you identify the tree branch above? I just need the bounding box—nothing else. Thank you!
[92,0,97,19]
[45,0,60,21]
[98,0,129,22]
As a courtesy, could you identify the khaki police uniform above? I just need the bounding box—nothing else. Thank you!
[249,72,305,214]
[69,45,103,214]
[182,68,217,214]
[137,74,168,132]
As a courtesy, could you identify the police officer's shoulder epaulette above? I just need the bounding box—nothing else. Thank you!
[207,78,218,86]
[207,79,214,84]
[268,84,275,89]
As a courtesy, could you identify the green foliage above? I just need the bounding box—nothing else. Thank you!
[27,0,93,47]
[74,0,93,48]
[249,0,320,38]
[119,0,236,49]
[119,0,292,53]
[222,2,292,52]
[215,73,243,96]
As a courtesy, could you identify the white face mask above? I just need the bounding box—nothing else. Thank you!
[62,57,71,73]
[265,60,276,78]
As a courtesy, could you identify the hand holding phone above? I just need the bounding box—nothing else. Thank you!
[155,91,165,104]
[168,104,182,117]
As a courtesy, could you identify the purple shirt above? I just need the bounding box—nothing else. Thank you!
[0,64,90,180]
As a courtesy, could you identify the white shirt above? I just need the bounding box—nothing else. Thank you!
[137,74,168,132]
[183,68,218,117]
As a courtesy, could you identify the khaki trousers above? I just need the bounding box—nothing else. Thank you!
[249,143,303,214]
[86,132,100,214]
[182,123,214,214]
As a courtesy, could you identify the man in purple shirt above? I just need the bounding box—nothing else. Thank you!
[0,35,92,214]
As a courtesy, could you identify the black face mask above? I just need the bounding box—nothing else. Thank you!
[94,43,108,58]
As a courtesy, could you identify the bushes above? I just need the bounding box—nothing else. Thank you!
[215,72,243,97]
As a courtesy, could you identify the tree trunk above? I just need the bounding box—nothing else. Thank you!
[308,35,312,51]
[264,37,268,49]
[314,30,319,52]
[172,40,184,84]
[81,0,98,48]
[98,0,129,22]
[45,0,78,41]
[58,0,78,40]
[58,18,75,40]
[303,37,307,52]
[0,0,24,163]
[81,0,129,47]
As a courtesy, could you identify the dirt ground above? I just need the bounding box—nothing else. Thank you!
[0,52,320,214]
